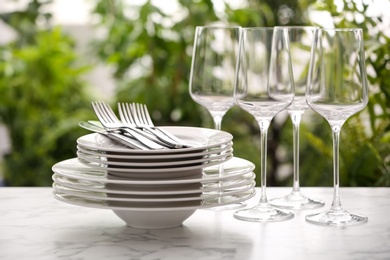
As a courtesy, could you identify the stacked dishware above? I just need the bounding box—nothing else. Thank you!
[52,124,256,229]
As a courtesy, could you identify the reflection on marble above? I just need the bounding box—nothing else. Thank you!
[0,187,390,259]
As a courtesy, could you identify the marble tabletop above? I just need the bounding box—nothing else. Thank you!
[0,187,389,260]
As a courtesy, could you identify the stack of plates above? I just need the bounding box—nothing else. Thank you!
[52,126,256,229]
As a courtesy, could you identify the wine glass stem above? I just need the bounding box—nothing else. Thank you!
[290,112,303,193]
[258,120,270,204]
[213,115,223,131]
[214,115,224,195]
[331,125,342,210]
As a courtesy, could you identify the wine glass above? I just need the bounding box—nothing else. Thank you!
[189,25,242,209]
[305,28,368,226]
[189,25,240,131]
[269,26,325,209]
[233,27,294,222]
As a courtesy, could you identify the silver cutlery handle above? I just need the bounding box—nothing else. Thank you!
[127,127,178,149]
[106,132,149,150]
[79,121,150,150]
[143,128,184,148]
[154,127,189,148]
[119,127,166,150]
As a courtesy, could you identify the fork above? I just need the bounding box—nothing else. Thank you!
[91,101,165,150]
[118,103,183,148]
[118,103,179,148]
[124,102,190,148]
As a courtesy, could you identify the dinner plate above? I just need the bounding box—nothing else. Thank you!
[107,170,203,180]
[76,148,233,167]
[76,142,233,160]
[52,181,256,202]
[76,127,233,154]
[77,153,233,174]
[52,188,256,211]
[52,172,256,195]
[52,157,255,185]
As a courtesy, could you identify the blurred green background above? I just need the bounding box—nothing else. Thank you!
[0,0,389,187]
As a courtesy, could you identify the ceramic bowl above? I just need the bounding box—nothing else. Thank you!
[111,208,197,229]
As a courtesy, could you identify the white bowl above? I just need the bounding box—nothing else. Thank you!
[111,209,196,229]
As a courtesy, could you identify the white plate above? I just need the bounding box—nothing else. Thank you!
[77,153,233,174]
[76,149,233,167]
[104,170,203,179]
[52,188,256,211]
[76,127,233,154]
[52,157,255,185]
[76,142,233,160]
[52,172,256,195]
[52,181,256,202]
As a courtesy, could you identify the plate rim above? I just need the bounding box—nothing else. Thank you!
[76,154,233,173]
[52,172,256,195]
[76,126,233,154]
[52,180,256,202]
[76,142,233,159]
[52,188,256,211]
[52,157,255,185]
[76,149,233,167]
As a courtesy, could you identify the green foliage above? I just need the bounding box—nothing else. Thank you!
[0,0,93,186]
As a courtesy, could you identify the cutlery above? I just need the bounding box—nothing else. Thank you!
[118,102,188,149]
[120,102,190,148]
[88,119,175,148]
[91,101,166,150]
[78,121,149,150]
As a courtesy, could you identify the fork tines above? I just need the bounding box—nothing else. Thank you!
[118,102,190,148]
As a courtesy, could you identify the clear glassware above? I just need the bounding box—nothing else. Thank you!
[189,25,240,131]
[233,27,294,222]
[269,26,325,209]
[189,25,243,209]
[305,28,369,226]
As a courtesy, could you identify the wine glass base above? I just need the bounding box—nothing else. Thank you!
[234,203,294,222]
[269,191,325,209]
[305,208,368,226]
[210,202,246,211]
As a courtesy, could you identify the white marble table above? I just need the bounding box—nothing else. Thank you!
[0,187,389,260]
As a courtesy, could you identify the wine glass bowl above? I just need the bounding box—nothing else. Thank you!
[286,27,316,112]
[189,26,241,130]
[233,27,294,222]
[305,28,368,226]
